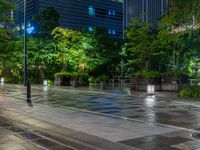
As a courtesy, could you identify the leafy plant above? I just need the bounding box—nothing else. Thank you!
[95,75,110,83]
[180,85,200,98]
[133,71,160,80]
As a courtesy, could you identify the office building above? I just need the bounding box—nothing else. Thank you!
[10,0,123,37]
[123,0,169,29]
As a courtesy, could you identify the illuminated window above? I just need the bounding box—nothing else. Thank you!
[88,6,95,16]
[88,26,93,32]
[108,29,111,34]
[112,29,116,35]
[108,29,116,35]
[108,9,115,16]
[27,26,35,34]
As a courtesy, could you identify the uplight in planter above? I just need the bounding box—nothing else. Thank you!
[147,85,155,95]
[43,80,48,86]
[0,77,4,86]
[1,77,4,82]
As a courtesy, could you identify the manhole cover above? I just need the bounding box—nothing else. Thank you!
[192,133,200,139]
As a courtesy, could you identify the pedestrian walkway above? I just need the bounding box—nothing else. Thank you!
[0,84,200,149]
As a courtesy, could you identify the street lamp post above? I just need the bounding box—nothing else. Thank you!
[24,0,31,103]
[24,0,27,86]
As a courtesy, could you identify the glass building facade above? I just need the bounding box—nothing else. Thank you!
[123,0,169,30]
[10,0,123,37]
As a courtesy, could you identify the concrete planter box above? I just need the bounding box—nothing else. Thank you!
[131,75,189,92]
[54,76,71,86]
[161,77,179,91]
[131,77,161,91]
[78,80,88,86]
[100,81,106,89]
[72,80,78,88]
[54,76,61,86]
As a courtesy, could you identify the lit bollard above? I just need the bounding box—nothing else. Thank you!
[72,80,78,88]
[27,80,31,103]
[0,77,4,85]
[43,80,48,86]
[147,85,155,95]
[1,77,4,82]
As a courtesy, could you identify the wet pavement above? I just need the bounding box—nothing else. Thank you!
[0,84,200,149]
[1,84,200,129]
[0,112,103,150]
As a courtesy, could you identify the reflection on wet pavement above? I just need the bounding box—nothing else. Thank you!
[1,84,200,130]
[0,115,97,150]
[120,135,192,150]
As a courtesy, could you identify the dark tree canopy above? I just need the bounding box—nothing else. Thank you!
[168,0,200,24]
[33,6,60,37]
[0,0,14,41]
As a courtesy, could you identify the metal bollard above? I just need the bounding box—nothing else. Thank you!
[27,80,31,103]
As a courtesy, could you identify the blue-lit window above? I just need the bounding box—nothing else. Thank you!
[108,29,111,34]
[108,9,115,16]
[88,26,93,32]
[112,29,116,35]
[108,29,116,35]
[88,6,95,16]
[27,26,35,34]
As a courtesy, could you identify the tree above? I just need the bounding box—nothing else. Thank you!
[33,6,60,37]
[0,0,15,80]
[89,28,121,76]
[52,27,84,72]
[156,4,199,73]
[125,19,160,72]
[167,0,200,26]
[0,0,14,41]
[52,27,120,77]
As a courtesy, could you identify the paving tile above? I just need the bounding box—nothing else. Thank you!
[32,139,74,150]
[8,135,27,144]
[172,141,200,150]
[0,141,26,150]
[19,132,42,140]
[120,135,192,150]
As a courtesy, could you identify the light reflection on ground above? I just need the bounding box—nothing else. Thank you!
[0,84,200,129]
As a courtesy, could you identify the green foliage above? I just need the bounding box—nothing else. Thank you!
[169,0,200,24]
[125,19,164,72]
[95,75,110,82]
[180,85,200,98]
[33,6,60,37]
[0,0,14,41]
[52,27,85,72]
[48,80,53,86]
[55,72,74,78]
[0,0,13,23]
[86,28,121,76]
[55,72,88,78]
[188,58,200,78]
[0,1,121,84]
[133,71,160,80]
[161,70,182,78]
[88,77,95,84]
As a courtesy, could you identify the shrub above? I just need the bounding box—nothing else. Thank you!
[161,70,182,78]
[95,75,109,83]
[55,72,72,78]
[133,71,160,80]
[180,85,200,98]
[48,80,53,85]
[88,77,95,84]
[55,72,88,81]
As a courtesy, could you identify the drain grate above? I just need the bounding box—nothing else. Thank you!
[192,133,200,139]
